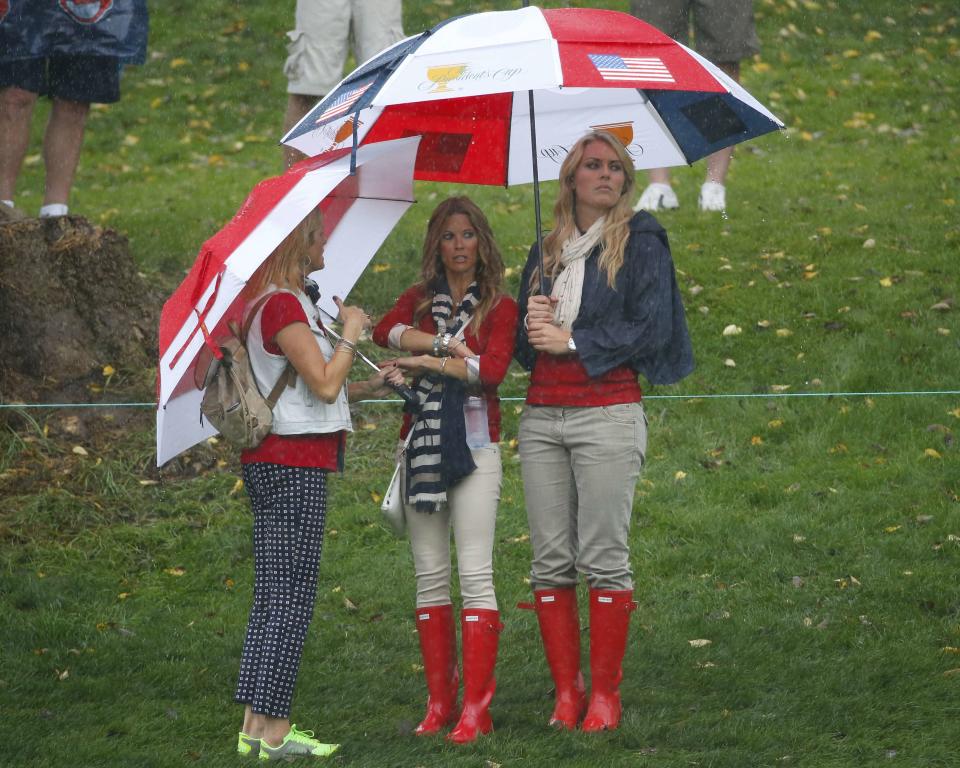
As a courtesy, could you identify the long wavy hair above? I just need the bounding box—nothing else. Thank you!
[532,131,636,292]
[245,206,324,297]
[413,196,505,328]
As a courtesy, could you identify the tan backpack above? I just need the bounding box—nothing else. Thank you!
[199,293,296,449]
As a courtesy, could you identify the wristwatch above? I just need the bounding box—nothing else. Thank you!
[566,334,577,353]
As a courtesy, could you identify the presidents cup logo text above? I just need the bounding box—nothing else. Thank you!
[421,64,523,94]
[540,122,646,166]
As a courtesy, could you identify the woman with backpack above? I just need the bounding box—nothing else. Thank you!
[234,207,403,760]
[515,131,694,732]
[373,196,518,743]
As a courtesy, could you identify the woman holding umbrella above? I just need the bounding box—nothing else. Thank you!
[515,131,694,731]
[373,196,518,744]
[234,208,403,760]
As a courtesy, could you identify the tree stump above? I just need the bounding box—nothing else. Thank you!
[0,215,162,405]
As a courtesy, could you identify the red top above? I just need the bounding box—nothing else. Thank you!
[373,286,518,442]
[526,353,642,407]
[240,293,345,470]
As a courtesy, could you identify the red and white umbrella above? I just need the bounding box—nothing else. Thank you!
[282,5,782,185]
[156,136,421,465]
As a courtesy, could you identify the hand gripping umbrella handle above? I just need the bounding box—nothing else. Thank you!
[307,287,419,410]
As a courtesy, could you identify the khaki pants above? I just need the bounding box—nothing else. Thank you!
[284,0,405,96]
[405,444,502,610]
[519,404,647,592]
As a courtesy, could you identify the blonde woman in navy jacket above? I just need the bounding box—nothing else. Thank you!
[515,131,694,732]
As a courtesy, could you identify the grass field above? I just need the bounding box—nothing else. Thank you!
[1,1,958,766]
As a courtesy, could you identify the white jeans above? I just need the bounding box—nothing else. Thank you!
[404,444,502,610]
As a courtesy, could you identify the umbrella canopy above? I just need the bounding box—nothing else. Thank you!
[156,135,421,466]
[281,6,783,185]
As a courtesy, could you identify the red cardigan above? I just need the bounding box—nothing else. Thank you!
[373,286,518,442]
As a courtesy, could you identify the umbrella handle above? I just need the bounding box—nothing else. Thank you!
[308,289,420,410]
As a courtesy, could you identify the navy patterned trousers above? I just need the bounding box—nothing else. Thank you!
[235,463,328,718]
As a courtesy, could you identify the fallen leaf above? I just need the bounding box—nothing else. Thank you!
[722,324,742,336]
[163,567,186,576]
[72,446,88,456]
[674,470,687,481]
[688,639,712,648]
[924,448,942,459]
[879,277,894,287]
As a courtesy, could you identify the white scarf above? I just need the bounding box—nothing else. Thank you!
[551,216,605,330]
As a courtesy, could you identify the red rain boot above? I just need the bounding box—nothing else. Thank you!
[413,605,459,735]
[446,609,502,744]
[581,589,637,732]
[534,588,586,729]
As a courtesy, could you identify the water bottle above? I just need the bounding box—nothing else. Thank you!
[463,396,490,449]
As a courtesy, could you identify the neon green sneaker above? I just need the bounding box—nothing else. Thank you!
[258,725,340,761]
[238,732,261,757]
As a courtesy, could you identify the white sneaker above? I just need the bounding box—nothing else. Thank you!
[635,183,679,212]
[39,203,69,218]
[698,182,726,212]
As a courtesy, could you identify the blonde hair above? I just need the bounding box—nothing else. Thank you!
[533,131,636,292]
[413,196,505,328]
[246,207,324,297]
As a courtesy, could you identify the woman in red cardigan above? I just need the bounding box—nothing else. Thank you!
[373,196,517,744]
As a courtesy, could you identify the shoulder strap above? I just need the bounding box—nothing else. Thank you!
[242,290,297,403]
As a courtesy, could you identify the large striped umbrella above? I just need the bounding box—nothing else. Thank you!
[281,5,782,288]
[281,5,782,185]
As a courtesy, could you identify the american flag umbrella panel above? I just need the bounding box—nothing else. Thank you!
[156,136,421,466]
[281,5,783,187]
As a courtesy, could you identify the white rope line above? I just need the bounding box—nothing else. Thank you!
[2,389,958,410]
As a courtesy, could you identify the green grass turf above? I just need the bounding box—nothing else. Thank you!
[2,1,958,766]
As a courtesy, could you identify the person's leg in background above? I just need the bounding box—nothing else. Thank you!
[41,97,89,215]
[631,0,689,211]
[282,0,351,167]
[350,0,405,65]
[39,55,120,217]
[691,0,760,211]
[0,58,42,212]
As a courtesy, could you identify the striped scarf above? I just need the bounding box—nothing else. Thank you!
[405,281,480,512]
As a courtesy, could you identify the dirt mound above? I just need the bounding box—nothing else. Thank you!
[0,215,162,405]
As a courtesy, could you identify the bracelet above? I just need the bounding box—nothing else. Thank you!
[439,357,448,375]
[432,332,442,357]
[335,338,357,355]
[440,332,452,356]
